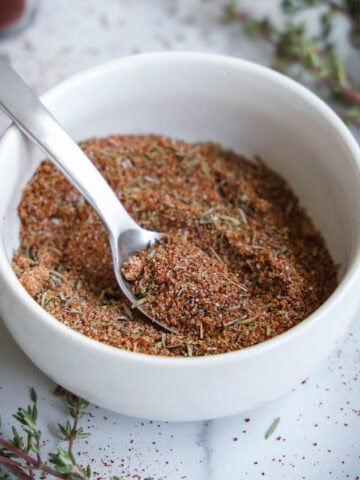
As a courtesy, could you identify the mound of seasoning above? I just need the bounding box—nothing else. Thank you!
[12,135,338,357]
[122,235,250,336]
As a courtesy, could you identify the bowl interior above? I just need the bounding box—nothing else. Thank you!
[1,54,360,288]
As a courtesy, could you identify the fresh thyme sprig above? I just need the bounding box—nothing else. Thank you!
[0,388,155,480]
[0,387,92,480]
[223,0,360,128]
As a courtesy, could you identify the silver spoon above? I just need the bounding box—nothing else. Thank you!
[0,58,175,334]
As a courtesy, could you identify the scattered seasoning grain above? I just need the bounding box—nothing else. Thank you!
[13,134,338,357]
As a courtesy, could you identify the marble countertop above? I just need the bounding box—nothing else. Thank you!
[0,1,359,479]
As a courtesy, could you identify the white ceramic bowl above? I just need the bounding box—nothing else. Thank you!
[0,53,360,422]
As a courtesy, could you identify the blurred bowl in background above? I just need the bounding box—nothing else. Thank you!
[0,0,37,37]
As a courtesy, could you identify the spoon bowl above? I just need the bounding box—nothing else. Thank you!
[112,229,174,331]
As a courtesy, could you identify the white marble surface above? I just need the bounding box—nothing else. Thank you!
[0,1,360,479]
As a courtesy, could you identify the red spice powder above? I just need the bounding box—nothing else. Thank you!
[12,135,337,357]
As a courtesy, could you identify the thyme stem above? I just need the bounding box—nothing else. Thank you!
[0,389,92,480]
[0,439,66,479]
[223,0,360,127]
[68,397,81,455]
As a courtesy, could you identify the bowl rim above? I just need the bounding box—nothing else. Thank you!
[1,51,360,367]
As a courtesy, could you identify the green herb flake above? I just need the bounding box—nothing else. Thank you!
[131,296,153,309]
[200,158,210,177]
[265,417,281,439]
[123,303,133,320]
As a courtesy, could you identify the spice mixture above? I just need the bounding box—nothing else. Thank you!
[12,135,337,357]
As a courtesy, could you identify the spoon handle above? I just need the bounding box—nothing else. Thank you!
[0,58,138,237]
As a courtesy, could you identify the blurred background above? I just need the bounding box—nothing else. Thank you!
[0,0,359,139]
